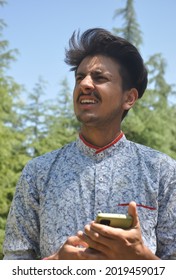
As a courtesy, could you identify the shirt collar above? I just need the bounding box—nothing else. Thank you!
[77,131,126,159]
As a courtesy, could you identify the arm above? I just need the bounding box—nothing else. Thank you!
[156,161,176,259]
[3,162,40,260]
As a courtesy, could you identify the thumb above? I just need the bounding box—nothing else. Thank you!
[128,201,140,228]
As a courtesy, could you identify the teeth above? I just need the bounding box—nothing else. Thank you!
[80,99,97,104]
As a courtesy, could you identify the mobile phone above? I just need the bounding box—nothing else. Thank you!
[96,213,133,229]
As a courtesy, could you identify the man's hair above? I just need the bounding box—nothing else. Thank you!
[65,27,148,99]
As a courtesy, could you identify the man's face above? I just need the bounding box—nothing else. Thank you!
[73,55,134,129]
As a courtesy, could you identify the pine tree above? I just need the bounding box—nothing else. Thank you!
[37,77,79,154]
[113,0,176,158]
[0,0,30,259]
[21,77,49,157]
[113,0,142,48]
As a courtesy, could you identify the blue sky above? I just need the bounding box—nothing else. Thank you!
[1,0,176,100]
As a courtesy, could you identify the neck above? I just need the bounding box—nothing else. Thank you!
[80,126,122,148]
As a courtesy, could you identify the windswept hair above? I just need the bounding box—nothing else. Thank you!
[65,28,147,99]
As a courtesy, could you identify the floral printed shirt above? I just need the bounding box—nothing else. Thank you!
[3,133,176,259]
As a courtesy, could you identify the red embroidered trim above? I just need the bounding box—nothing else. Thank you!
[118,203,156,211]
[95,132,124,154]
[79,131,124,154]
[79,134,99,150]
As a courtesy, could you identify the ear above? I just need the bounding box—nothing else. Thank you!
[122,88,138,111]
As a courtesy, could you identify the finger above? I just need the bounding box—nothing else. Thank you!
[77,230,100,247]
[77,229,111,253]
[77,230,93,245]
[60,238,88,260]
[90,221,125,239]
[84,224,115,244]
[128,201,140,228]
[79,247,107,260]
[66,235,88,247]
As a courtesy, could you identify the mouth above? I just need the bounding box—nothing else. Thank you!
[78,92,101,106]
[80,99,98,105]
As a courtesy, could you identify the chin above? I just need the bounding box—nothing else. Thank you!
[76,113,99,124]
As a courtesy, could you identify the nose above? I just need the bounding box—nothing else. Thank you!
[79,75,95,93]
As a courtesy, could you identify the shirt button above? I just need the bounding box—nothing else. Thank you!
[99,177,103,182]
[97,152,104,159]
[99,152,104,158]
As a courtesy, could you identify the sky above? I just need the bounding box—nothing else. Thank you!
[1,0,176,100]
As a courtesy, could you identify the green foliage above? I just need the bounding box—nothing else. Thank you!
[21,77,79,156]
[0,1,30,259]
[114,0,176,159]
[0,229,5,260]
[122,93,176,158]
[21,77,50,157]
[43,84,79,153]
[113,0,143,48]
[124,52,176,158]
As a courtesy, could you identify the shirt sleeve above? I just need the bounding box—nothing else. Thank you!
[156,159,176,259]
[3,161,40,260]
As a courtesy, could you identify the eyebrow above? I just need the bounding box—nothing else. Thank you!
[75,69,107,77]
[75,71,84,77]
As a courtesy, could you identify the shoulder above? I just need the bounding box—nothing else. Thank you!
[128,139,175,161]
[23,141,77,176]
[126,139,176,172]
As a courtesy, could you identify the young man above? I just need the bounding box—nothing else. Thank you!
[3,28,176,260]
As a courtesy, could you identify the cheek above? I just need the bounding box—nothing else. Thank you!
[73,88,77,102]
[73,89,79,113]
[103,94,124,113]
[103,86,122,104]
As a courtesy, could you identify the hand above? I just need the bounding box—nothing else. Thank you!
[77,201,159,260]
[43,236,88,260]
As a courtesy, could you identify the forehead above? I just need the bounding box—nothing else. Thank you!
[76,55,120,74]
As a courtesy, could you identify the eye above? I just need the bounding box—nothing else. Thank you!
[75,75,84,83]
[94,75,108,82]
